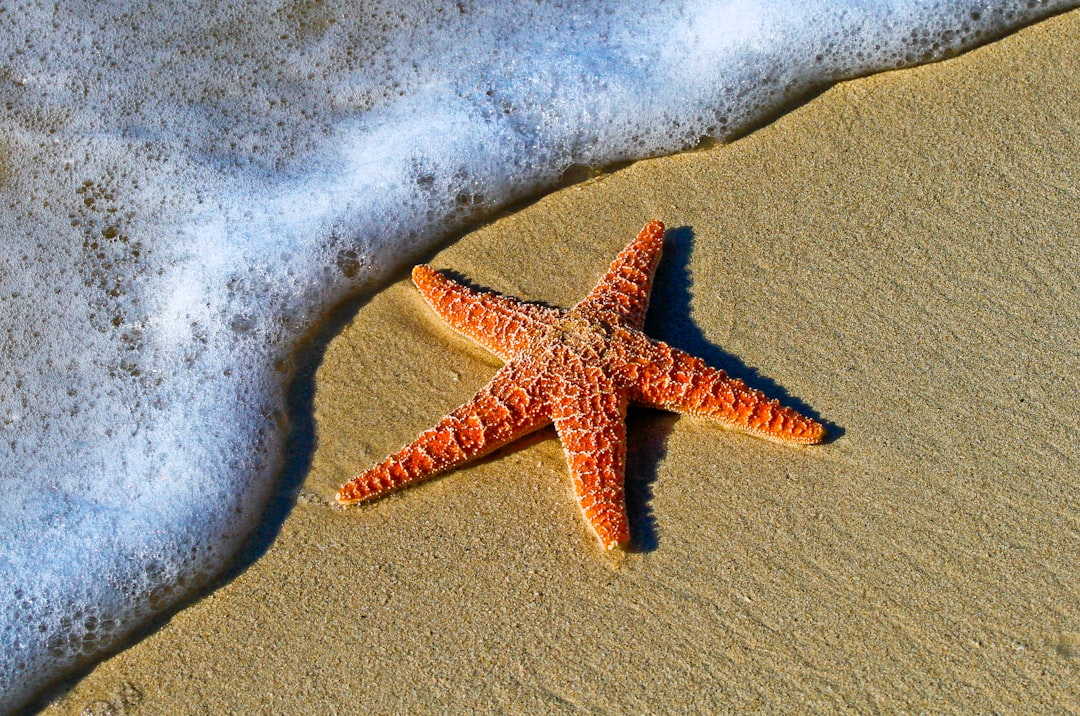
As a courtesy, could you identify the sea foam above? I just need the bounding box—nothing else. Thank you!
[0,0,1073,710]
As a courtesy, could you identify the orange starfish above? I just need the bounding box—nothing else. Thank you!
[338,221,824,550]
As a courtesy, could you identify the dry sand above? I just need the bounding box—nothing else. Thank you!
[44,10,1079,715]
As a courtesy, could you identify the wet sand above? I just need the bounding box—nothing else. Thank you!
[43,10,1079,714]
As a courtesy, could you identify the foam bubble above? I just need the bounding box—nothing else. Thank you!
[0,0,1074,710]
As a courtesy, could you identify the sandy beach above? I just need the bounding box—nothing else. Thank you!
[42,10,1079,714]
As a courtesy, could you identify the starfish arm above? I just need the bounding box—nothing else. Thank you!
[628,340,826,444]
[574,220,666,329]
[338,360,552,504]
[412,264,561,360]
[551,378,631,550]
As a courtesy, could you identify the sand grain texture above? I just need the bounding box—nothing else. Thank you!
[44,11,1079,715]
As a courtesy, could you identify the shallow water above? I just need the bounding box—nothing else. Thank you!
[0,0,1074,710]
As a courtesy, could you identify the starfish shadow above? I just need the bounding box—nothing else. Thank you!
[624,409,675,552]
[645,225,837,435]
[617,225,840,551]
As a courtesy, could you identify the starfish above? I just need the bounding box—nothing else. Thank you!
[338,221,824,550]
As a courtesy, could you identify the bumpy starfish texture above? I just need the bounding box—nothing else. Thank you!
[338,221,825,550]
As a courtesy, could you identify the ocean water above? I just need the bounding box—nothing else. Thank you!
[0,0,1073,710]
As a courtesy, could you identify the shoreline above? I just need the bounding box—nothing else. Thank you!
[43,10,1080,714]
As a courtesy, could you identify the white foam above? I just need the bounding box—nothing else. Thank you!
[0,0,1073,710]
